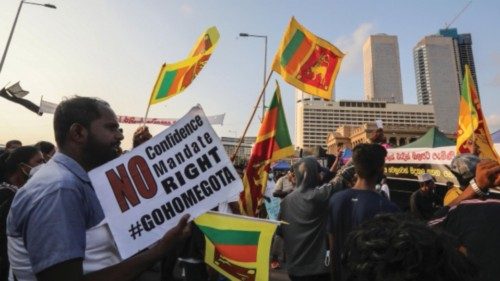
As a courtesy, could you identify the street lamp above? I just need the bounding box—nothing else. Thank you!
[239,32,268,120]
[0,0,57,75]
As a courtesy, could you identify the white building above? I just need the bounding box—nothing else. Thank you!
[363,34,404,104]
[413,35,460,134]
[295,91,435,149]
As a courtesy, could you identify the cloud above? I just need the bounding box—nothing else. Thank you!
[335,23,375,74]
[487,114,500,133]
[180,4,194,15]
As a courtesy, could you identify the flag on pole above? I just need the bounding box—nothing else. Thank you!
[5,82,29,98]
[38,97,58,114]
[149,27,219,105]
[456,65,499,161]
[272,17,344,100]
[240,82,294,216]
[195,211,278,281]
[0,84,40,115]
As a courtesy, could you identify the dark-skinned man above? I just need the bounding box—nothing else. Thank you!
[7,97,189,281]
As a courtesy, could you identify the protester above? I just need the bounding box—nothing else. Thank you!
[279,157,344,281]
[273,168,296,198]
[4,141,22,153]
[409,173,440,220]
[429,159,500,281]
[7,97,190,281]
[327,143,400,281]
[0,146,44,281]
[375,175,390,200]
[369,128,391,149]
[34,141,56,162]
[443,154,480,206]
[342,213,478,281]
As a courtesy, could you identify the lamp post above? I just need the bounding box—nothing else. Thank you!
[239,32,268,120]
[0,0,56,75]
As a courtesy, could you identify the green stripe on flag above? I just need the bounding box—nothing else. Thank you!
[198,225,260,245]
[156,70,177,100]
[269,84,292,148]
[280,30,305,66]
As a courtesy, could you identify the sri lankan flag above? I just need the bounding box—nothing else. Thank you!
[195,212,278,281]
[456,65,499,161]
[149,26,219,105]
[272,17,344,100]
[240,82,294,216]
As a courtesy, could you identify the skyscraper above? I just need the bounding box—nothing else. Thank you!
[363,34,404,103]
[439,28,479,93]
[413,35,460,134]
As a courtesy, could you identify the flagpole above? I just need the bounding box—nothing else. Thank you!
[142,102,152,126]
[231,70,274,162]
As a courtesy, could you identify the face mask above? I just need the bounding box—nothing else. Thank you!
[29,164,44,177]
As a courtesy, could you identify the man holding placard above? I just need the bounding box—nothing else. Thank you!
[7,97,190,281]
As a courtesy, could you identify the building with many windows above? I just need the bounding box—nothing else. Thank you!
[295,91,435,149]
[439,28,479,93]
[363,34,404,103]
[413,35,460,133]
[220,136,255,164]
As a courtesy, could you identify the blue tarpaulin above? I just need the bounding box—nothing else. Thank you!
[271,160,291,171]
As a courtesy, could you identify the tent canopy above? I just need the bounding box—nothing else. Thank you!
[401,127,454,148]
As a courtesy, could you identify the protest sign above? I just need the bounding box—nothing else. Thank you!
[89,105,242,259]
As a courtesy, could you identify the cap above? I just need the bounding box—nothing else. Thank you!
[417,173,433,183]
[450,154,480,182]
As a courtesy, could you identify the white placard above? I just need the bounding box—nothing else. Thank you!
[375,119,383,129]
[89,105,242,258]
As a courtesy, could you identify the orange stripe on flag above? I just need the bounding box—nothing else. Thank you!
[216,244,258,263]
[257,108,279,136]
[167,67,189,96]
[285,38,313,75]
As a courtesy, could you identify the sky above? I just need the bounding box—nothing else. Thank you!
[1,0,499,149]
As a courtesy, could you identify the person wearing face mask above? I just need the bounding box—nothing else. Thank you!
[0,146,44,281]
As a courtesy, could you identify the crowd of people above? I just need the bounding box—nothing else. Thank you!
[1,96,500,281]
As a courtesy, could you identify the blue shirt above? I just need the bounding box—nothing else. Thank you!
[327,189,400,281]
[7,152,105,275]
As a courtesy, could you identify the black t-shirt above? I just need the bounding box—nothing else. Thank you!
[327,189,400,281]
[410,189,439,220]
[434,199,500,281]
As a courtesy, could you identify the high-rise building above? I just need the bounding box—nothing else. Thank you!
[439,28,479,92]
[295,91,435,149]
[363,34,404,103]
[413,35,460,134]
